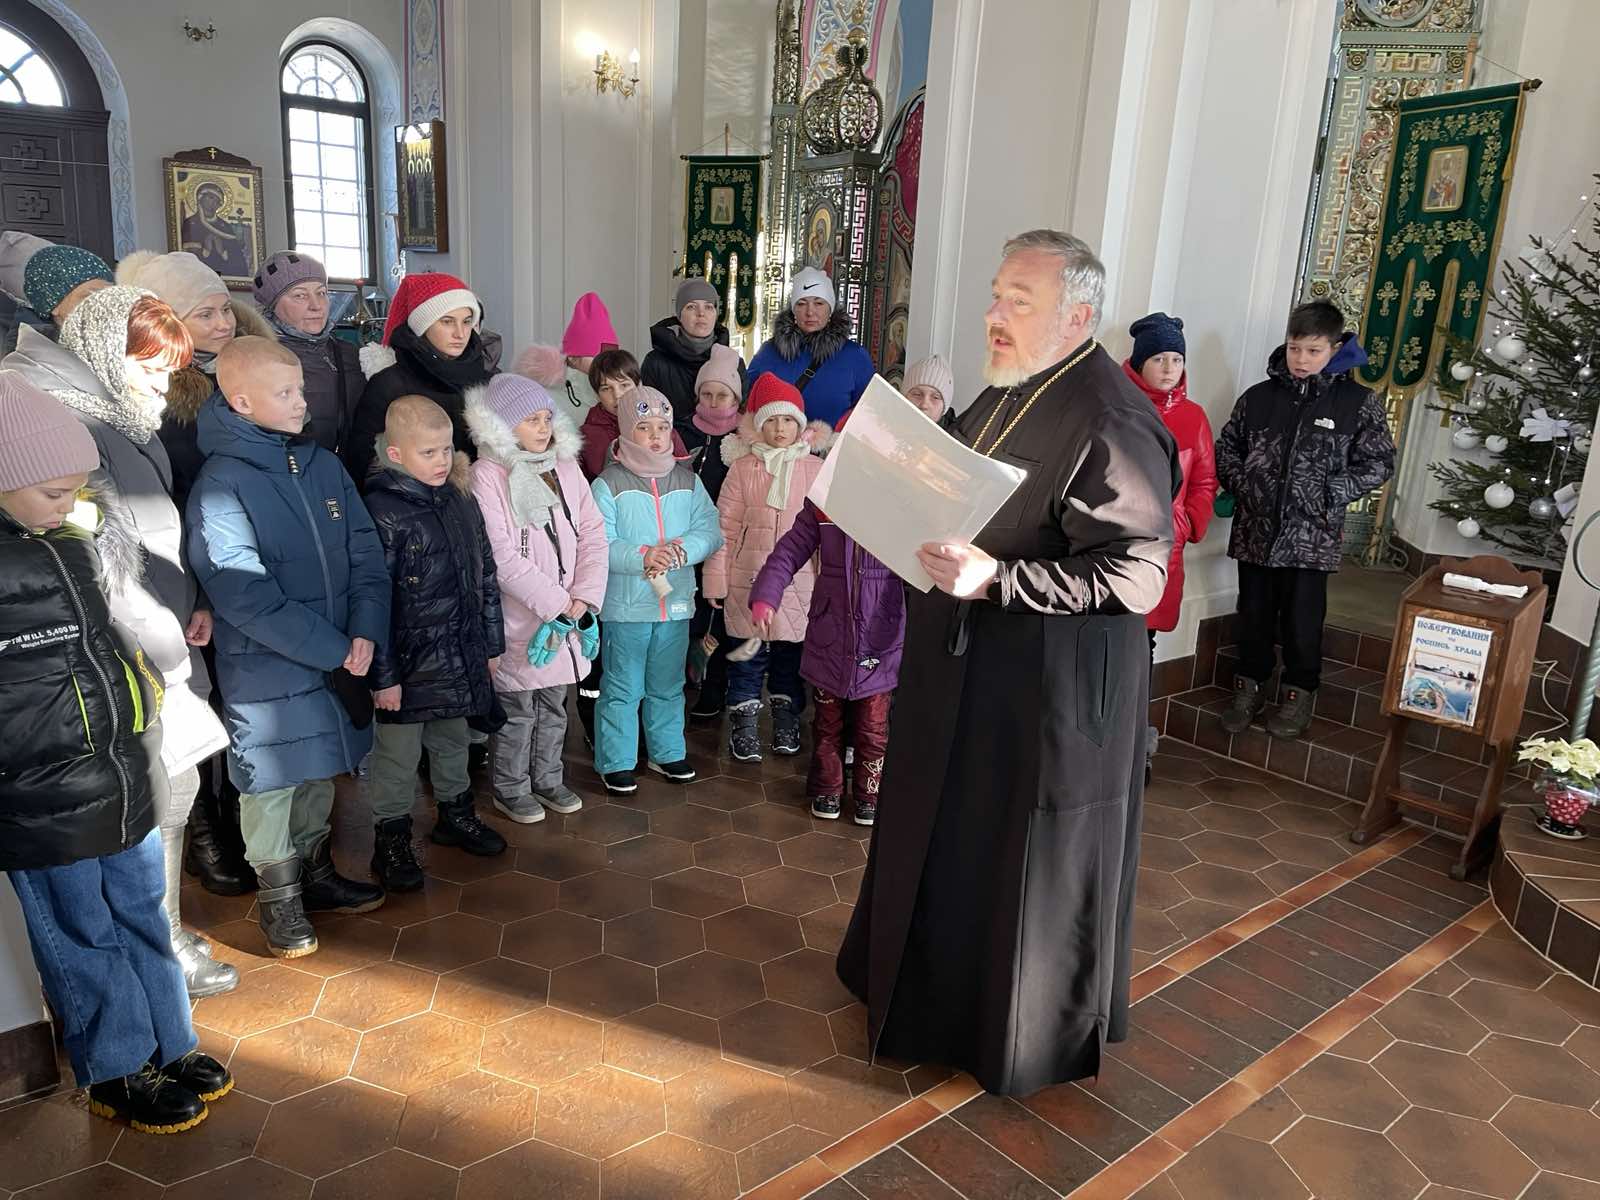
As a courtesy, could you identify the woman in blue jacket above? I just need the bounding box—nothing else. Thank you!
[745,267,875,430]
[590,387,721,796]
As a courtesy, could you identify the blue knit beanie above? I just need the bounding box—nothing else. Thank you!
[23,244,113,319]
[1129,312,1186,371]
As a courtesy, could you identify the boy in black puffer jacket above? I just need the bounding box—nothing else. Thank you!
[1214,300,1395,740]
[0,371,231,1135]
[365,395,508,890]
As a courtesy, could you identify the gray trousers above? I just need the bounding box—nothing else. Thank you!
[370,718,471,822]
[157,765,199,944]
[492,687,569,800]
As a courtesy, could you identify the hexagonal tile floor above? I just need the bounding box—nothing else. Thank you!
[4,733,1592,1200]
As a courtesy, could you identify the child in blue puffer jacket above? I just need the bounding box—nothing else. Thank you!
[590,386,721,795]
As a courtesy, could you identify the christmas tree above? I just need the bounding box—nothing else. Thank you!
[1429,185,1598,563]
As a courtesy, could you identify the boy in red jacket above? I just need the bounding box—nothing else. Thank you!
[1122,313,1217,778]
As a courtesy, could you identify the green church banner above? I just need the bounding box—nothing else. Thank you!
[684,155,762,330]
[1358,82,1531,398]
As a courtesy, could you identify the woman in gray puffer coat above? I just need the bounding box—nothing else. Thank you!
[1,285,236,1000]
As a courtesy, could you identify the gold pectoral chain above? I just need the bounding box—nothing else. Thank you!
[971,340,1098,458]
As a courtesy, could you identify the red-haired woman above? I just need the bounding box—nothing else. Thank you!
[5,287,236,1000]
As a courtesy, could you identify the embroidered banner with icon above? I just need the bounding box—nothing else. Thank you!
[1357,82,1531,398]
[684,155,762,329]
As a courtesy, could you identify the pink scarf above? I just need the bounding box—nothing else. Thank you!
[613,437,678,479]
[692,403,741,437]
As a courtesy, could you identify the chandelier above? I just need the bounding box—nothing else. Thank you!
[798,26,883,156]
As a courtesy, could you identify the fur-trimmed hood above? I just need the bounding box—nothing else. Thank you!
[462,384,582,467]
[370,430,473,494]
[80,470,144,596]
[769,306,854,367]
[720,411,833,466]
[163,301,278,428]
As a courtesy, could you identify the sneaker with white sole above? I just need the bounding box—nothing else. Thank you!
[493,794,546,824]
[603,771,638,795]
[536,785,584,815]
[649,759,697,783]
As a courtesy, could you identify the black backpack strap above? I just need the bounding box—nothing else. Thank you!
[793,362,821,393]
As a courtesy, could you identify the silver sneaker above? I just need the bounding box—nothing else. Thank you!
[493,794,547,824]
[536,785,584,815]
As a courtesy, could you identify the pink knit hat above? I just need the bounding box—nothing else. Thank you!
[694,343,742,399]
[482,372,554,428]
[0,370,98,491]
[619,386,675,439]
[561,292,619,358]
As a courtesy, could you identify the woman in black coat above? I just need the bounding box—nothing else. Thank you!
[346,272,495,486]
[641,278,745,437]
[253,251,364,458]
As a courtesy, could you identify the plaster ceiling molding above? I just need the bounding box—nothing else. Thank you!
[799,0,888,101]
[282,18,404,292]
[25,0,136,256]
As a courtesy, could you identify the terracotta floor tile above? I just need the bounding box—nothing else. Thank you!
[1129,1175,1184,1200]
[549,953,658,1020]
[561,803,651,845]
[457,870,560,923]
[786,1056,912,1142]
[800,902,855,954]
[161,1156,310,1200]
[657,950,767,1018]
[1520,1174,1600,1200]
[1281,1051,1407,1130]
[1394,1106,1541,1196]
[1279,1116,1428,1200]
[1144,805,1205,839]
[423,844,517,886]
[651,803,736,843]
[602,1131,740,1200]
[604,906,705,966]
[231,1015,358,1102]
[732,802,824,841]
[1220,940,1352,1010]
[514,833,610,881]
[1307,894,1431,953]
[396,1069,538,1167]
[1105,1023,1230,1104]
[763,947,857,1015]
[0,1092,121,1191]
[1375,989,1491,1052]
[1328,1016,1395,1062]
[310,1147,459,1200]
[898,1115,1055,1200]
[1132,997,1260,1077]
[393,911,502,973]
[950,1091,1106,1192]
[1452,930,1560,990]
[458,1138,598,1200]
[13,1163,162,1200]
[1540,973,1600,1025]
[537,1064,665,1158]
[686,775,773,812]
[1156,975,1296,1053]
[653,867,748,918]
[480,1005,603,1085]
[102,1085,264,1184]
[430,955,550,1025]
[501,908,603,968]
[605,833,697,880]
[721,999,837,1075]
[833,866,866,902]
[1300,991,1383,1048]
[1493,1097,1600,1182]
[1457,979,1582,1044]
[603,1003,722,1081]
[559,869,654,920]
[735,1125,833,1192]
[1190,958,1327,1031]
[1078,1055,1190,1131]
[1220,1085,1303,1142]
[704,905,806,963]
[1155,1079,1259,1152]
[919,1072,984,1114]
[348,1011,480,1095]
[1248,922,1379,991]
[191,963,323,1037]
[694,833,784,877]
[256,1078,404,1176]
[663,1058,794,1152]
[1338,880,1455,937]
[779,832,868,876]
[844,1144,962,1198]
[1279,908,1407,970]
[1166,1129,1310,1200]
[363,875,463,928]
[743,865,840,918]
[314,960,438,1030]
[1472,1034,1600,1108]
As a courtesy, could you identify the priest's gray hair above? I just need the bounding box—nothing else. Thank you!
[1001,229,1105,331]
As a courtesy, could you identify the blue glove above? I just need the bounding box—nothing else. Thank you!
[527,615,577,669]
[576,610,600,660]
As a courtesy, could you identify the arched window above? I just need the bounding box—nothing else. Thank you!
[0,24,66,107]
[281,42,375,281]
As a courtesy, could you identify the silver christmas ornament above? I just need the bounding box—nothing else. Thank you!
[1467,395,1487,413]
[1580,364,1595,382]
[1484,434,1509,453]
[1484,481,1515,509]
[1521,361,1539,377]
[1576,435,1593,453]
[1495,334,1527,361]
[1449,360,1475,382]
[1456,517,1481,538]
[1451,427,1481,451]
[1529,496,1557,520]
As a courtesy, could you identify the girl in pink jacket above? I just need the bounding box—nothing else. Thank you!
[465,374,608,822]
[703,374,823,764]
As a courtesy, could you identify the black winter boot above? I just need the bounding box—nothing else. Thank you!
[158,1051,233,1103]
[254,858,318,959]
[1267,687,1317,740]
[729,703,762,763]
[1220,675,1266,735]
[372,816,425,893]
[88,1064,207,1134]
[301,835,385,914]
[184,775,254,895]
[431,794,507,857]
[771,698,802,756]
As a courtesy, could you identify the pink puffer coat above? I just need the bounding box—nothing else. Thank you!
[464,389,609,693]
[702,441,821,642]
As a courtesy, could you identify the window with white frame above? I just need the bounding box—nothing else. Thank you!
[0,24,65,106]
[281,43,374,281]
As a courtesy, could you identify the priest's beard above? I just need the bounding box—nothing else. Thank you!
[983,331,1082,387]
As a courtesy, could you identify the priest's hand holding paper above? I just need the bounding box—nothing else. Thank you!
[918,542,1000,598]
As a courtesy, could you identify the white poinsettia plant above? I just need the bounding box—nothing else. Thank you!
[1518,736,1600,783]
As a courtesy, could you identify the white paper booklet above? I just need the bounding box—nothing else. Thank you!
[809,375,1027,592]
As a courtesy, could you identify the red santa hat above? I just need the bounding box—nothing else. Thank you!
[382,271,481,345]
[748,372,807,432]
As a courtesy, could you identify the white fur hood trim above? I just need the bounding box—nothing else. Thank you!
[462,384,583,465]
[359,341,397,379]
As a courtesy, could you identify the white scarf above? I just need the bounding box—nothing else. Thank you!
[58,286,168,445]
[505,447,561,527]
[750,440,810,509]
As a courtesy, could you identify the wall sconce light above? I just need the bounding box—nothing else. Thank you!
[182,21,217,42]
[594,48,640,98]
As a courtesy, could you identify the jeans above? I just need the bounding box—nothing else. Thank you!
[1235,562,1330,691]
[492,688,569,799]
[596,619,689,774]
[239,778,336,868]
[369,718,470,821]
[9,829,196,1085]
[726,639,806,712]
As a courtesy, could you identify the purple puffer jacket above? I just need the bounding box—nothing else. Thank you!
[750,500,904,700]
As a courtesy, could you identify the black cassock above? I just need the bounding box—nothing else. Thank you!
[837,342,1179,1097]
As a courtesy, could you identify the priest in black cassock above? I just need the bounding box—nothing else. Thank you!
[836,229,1180,1097]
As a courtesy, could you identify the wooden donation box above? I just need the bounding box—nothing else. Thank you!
[1351,555,1546,879]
